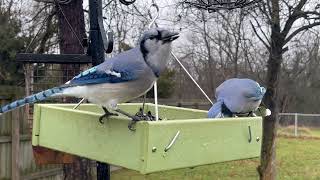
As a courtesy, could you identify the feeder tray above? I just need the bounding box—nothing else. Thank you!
[32,103,262,174]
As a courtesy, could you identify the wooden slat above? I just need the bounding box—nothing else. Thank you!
[0,135,31,143]
[22,167,63,180]
[16,53,92,64]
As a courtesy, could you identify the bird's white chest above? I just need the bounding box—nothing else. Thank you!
[64,73,157,109]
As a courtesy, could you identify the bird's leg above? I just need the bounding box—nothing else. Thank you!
[136,94,160,121]
[146,111,161,121]
[247,111,257,117]
[142,94,146,114]
[99,107,118,124]
[135,107,145,117]
[114,109,143,131]
[134,107,159,121]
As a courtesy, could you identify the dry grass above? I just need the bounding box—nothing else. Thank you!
[277,126,317,137]
[111,137,320,179]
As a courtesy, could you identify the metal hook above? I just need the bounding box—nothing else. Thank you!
[119,0,136,5]
[148,3,160,29]
[164,131,180,152]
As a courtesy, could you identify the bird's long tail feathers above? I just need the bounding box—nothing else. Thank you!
[207,100,223,118]
[0,87,65,114]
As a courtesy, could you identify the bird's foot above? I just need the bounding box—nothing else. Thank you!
[134,107,161,121]
[99,107,118,124]
[99,112,118,124]
[114,108,160,131]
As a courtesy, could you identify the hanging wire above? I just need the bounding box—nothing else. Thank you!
[54,0,89,109]
[144,1,213,120]
[171,52,214,105]
[148,3,159,29]
[147,2,160,121]
[25,16,50,53]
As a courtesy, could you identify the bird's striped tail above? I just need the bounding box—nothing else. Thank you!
[0,87,65,114]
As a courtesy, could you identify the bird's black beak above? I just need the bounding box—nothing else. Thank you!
[161,32,179,42]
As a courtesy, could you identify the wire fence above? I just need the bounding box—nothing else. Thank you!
[278,113,320,137]
[0,55,93,180]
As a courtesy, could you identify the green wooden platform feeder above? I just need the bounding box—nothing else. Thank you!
[32,103,262,174]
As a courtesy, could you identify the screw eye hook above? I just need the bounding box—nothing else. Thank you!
[248,126,252,143]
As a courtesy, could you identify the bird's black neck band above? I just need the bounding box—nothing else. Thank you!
[140,42,160,78]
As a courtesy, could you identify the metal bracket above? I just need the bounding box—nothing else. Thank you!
[97,0,113,53]
[248,126,252,143]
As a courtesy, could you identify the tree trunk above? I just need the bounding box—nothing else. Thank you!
[258,45,282,180]
[56,0,92,179]
[258,0,283,179]
[57,0,85,54]
[57,0,86,82]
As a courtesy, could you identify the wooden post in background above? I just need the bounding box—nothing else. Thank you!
[11,108,20,180]
[56,0,92,179]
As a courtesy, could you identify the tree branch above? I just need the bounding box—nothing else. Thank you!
[252,15,270,43]
[249,21,270,49]
[285,21,320,45]
[281,0,308,37]
[257,1,271,24]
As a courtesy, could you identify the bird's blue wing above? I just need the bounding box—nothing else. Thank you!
[65,47,146,86]
[66,60,144,86]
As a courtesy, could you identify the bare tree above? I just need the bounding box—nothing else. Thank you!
[250,0,320,179]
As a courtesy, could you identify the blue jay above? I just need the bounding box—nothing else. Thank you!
[0,28,179,129]
[208,78,266,118]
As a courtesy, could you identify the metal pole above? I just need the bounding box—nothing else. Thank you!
[89,0,105,66]
[97,163,110,180]
[89,0,110,179]
[294,113,298,137]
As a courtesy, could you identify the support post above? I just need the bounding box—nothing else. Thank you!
[88,0,110,179]
[97,163,110,179]
[294,113,298,137]
[88,0,105,66]
[11,109,20,180]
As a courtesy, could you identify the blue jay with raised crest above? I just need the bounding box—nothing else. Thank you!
[0,28,179,130]
[208,78,266,118]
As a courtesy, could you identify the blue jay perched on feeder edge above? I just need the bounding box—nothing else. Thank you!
[208,78,266,118]
[0,28,179,130]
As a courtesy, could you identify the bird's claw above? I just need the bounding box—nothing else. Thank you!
[128,115,142,131]
[98,112,118,124]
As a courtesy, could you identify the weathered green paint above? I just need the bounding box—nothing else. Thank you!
[143,118,262,173]
[32,103,262,174]
[32,105,41,146]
